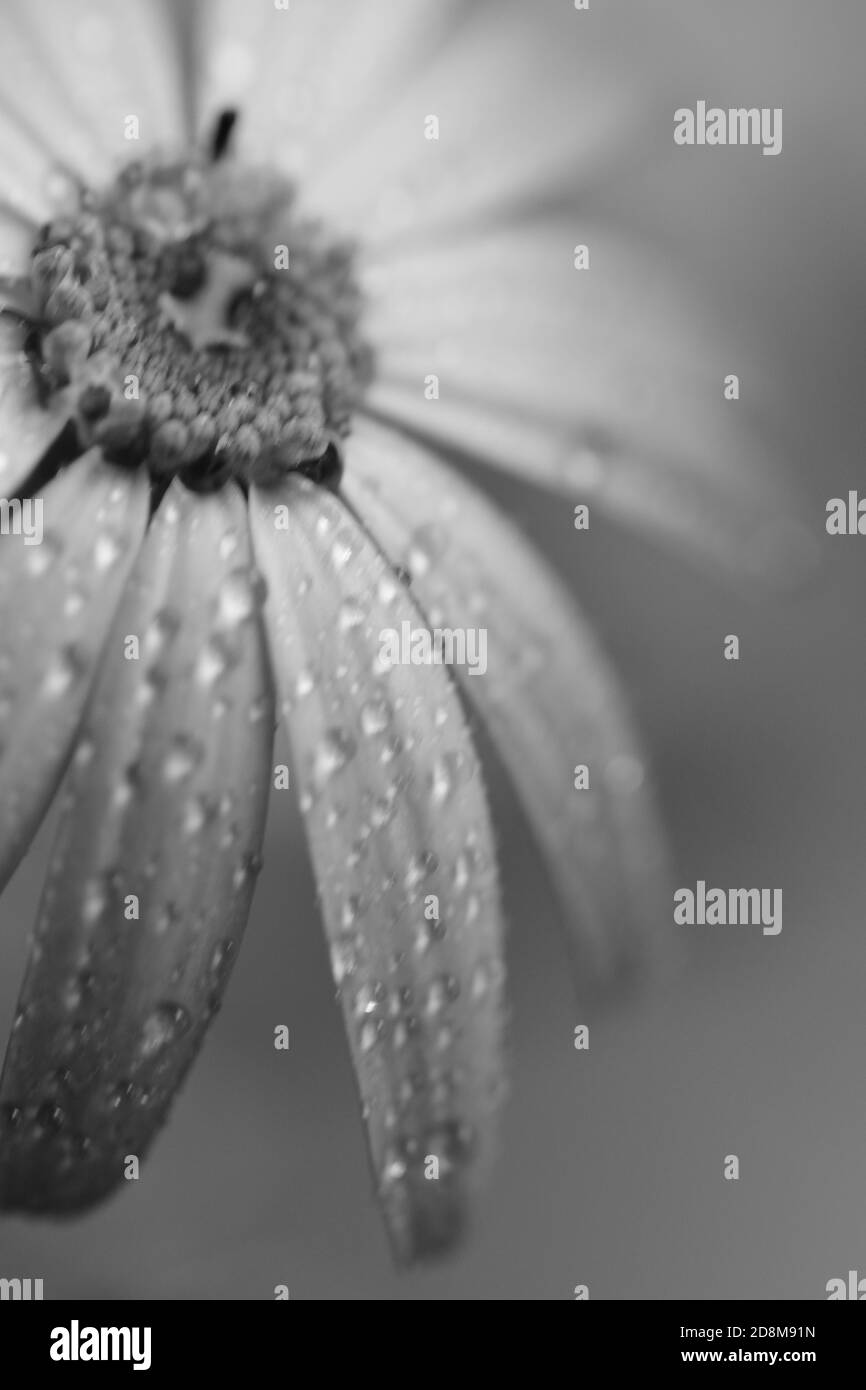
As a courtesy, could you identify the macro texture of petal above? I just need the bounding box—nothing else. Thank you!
[0,212,37,281]
[195,0,457,188]
[0,319,71,497]
[0,450,148,894]
[363,222,811,585]
[0,0,187,195]
[0,482,274,1212]
[343,418,669,986]
[250,478,505,1261]
[192,0,627,250]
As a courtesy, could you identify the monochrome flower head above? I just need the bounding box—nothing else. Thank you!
[0,0,808,1262]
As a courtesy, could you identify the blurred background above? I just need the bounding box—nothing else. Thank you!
[2,0,865,1298]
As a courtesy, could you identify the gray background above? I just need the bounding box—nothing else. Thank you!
[1,0,865,1297]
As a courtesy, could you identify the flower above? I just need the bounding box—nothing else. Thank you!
[0,0,807,1263]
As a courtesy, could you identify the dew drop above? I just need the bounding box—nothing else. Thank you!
[72,737,95,770]
[429,753,458,806]
[218,568,265,627]
[312,727,357,786]
[196,634,236,686]
[153,902,181,936]
[182,794,212,836]
[353,981,385,1018]
[407,522,447,578]
[41,644,85,699]
[63,588,86,618]
[81,876,108,925]
[337,598,365,633]
[218,530,240,561]
[358,1018,380,1053]
[376,573,399,607]
[139,1002,191,1059]
[360,698,389,738]
[424,973,460,1017]
[93,530,122,572]
[380,1147,408,1184]
[404,851,439,895]
[210,939,235,979]
[145,607,181,655]
[330,533,353,572]
[26,532,63,577]
[162,733,204,783]
[330,934,361,986]
[231,851,262,891]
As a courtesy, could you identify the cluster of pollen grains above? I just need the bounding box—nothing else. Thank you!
[28,156,373,489]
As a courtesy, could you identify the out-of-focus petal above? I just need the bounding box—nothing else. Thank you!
[0,450,149,894]
[192,0,628,251]
[0,0,187,194]
[0,482,274,1213]
[0,208,39,274]
[0,85,87,227]
[250,477,505,1261]
[193,0,460,185]
[362,222,813,586]
[343,418,669,986]
[0,319,71,497]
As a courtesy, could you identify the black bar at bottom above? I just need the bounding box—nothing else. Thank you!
[0,1299,860,1374]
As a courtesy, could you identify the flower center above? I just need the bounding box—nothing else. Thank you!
[27,146,372,490]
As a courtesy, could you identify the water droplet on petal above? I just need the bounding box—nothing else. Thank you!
[217,568,266,627]
[312,727,357,786]
[359,1018,381,1053]
[330,533,353,572]
[360,699,389,737]
[73,736,95,769]
[153,902,181,936]
[146,608,181,656]
[27,532,63,577]
[337,598,365,633]
[405,851,439,895]
[93,530,122,571]
[139,1002,190,1059]
[196,635,236,686]
[218,530,239,561]
[424,974,460,1017]
[81,876,108,925]
[429,753,459,806]
[41,645,85,699]
[162,733,204,783]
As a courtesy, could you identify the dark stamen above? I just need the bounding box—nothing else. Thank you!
[211,110,239,162]
[298,439,345,494]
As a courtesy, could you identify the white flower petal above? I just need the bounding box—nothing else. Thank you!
[0,318,71,497]
[343,418,670,986]
[0,0,187,189]
[194,0,461,187]
[0,481,274,1213]
[0,73,95,219]
[250,476,506,1261]
[362,221,813,585]
[0,450,149,894]
[0,200,44,265]
[193,1,625,249]
[301,2,629,250]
